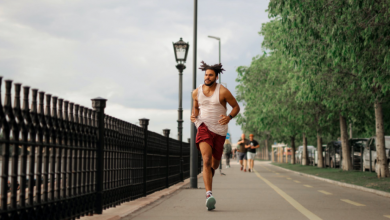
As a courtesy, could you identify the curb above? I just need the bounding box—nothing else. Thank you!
[270,164,390,199]
[80,173,203,220]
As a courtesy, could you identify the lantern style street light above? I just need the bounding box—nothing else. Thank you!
[173,37,189,182]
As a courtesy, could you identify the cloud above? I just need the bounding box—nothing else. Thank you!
[0,0,270,142]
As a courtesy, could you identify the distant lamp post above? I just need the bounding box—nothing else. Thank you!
[207,35,221,83]
[173,37,189,181]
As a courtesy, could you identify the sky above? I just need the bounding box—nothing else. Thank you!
[0,0,270,143]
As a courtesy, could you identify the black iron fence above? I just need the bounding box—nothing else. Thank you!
[0,77,200,220]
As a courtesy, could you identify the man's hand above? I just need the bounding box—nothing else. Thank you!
[190,114,197,123]
[218,115,231,125]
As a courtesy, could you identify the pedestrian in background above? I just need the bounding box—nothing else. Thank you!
[245,134,259,172]
[223,139,232,168]
[237,134,250,172]
[235,147,240,162]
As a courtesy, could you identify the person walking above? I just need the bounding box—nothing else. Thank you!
[237,134,250,172]
[190,61,240,211]
[235,146,240,162]
[223,139,232,168]
[245,134,259,172]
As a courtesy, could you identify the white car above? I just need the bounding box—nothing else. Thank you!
[362,136,390,172]
[296,145,315,164]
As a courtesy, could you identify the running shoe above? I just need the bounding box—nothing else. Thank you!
[205,194,216,211]
[244,169,246,172]
[240,166,243,171]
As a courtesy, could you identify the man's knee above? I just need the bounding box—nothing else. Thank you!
[203,157,212,168]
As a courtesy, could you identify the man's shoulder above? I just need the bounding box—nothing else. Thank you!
[219,84,232,96]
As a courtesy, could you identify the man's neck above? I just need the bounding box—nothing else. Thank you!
[203,82,217,91]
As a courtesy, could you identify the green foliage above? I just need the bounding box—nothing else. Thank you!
[235,0,390,146]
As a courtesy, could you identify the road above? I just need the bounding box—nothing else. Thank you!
[124,161,390,220]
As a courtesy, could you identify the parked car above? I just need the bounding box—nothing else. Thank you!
[295,145,315,164]
[314,145,326,166]
[324,141,341,168]
[362,136,390,172]
[348,138,368,170]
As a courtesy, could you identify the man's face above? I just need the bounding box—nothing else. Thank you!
[204,69,218,86]
[241,134,245,140]
[249,135,254,141]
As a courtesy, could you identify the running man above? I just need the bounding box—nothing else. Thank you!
[190,61,240,211]
[245,134,259,172]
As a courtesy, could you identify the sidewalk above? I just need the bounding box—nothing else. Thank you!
[121,161,390,220]
[123,161,300,220]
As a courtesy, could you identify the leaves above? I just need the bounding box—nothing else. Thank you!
[235,0,390,145]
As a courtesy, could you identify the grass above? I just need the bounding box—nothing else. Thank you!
[272,163,390,193]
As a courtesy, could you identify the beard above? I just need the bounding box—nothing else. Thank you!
[204,79,216,86]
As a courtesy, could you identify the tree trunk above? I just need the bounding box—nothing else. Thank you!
[340,114,353,171]
[302,133,308,165]
[291,136,296,164]
[374,101,390,178]
[317,131,324,168]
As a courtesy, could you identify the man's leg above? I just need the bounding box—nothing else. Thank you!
[199,142,213,192]
[251,159,254,170]
[243,159,247,171]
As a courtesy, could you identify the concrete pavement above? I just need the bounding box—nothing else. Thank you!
[123,161,390,220]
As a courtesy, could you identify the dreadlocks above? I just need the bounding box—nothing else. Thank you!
[199,61,225,75]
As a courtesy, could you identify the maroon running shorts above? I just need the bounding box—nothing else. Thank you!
[196,123,226,161]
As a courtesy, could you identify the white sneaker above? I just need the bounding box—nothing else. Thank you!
[205,195,216,211]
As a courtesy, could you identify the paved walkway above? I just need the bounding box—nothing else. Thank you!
[123,161,390,220]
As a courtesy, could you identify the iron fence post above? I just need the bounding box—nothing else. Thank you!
[139,118,149,197]
[163,129,170,188]
[91,97,107,214]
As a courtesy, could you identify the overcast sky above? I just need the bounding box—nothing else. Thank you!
[0,0,270,143]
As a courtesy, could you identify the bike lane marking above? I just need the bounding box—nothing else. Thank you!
[340,199,366,206]
[254,168,322,220]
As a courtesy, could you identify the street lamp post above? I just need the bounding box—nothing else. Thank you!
[173,37,189,182]
[190,0,198,188]
[208,35,221,83]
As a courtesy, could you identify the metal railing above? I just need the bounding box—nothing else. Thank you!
[0,77,200,219]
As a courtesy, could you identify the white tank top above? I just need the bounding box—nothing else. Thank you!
[194,83,228,136]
